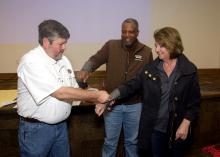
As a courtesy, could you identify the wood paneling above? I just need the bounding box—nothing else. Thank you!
[0,73,17,90]
[0,69,220,157]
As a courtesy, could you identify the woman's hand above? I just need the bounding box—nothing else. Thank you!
[95,103,106,116]
[95,99,115,116]
[175,118,191,140]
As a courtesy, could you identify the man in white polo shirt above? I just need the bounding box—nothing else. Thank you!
[17,19,110,157]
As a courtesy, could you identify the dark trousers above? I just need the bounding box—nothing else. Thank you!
[139,130,187,157]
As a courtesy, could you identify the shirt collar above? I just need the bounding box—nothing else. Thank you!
[37,45,58,65]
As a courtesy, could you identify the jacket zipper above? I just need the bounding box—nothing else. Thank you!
[125,50,130,81]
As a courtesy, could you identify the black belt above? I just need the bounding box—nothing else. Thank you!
[20,116,41,123]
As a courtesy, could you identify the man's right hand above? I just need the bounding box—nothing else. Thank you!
[76,71,91,83]
[96,90,110,104]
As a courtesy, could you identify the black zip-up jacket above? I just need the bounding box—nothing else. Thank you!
[118,54,201,150]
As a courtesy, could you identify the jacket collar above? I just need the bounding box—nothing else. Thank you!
[176,54,197,75]
[121,39,145,55]
[147,54,197,76]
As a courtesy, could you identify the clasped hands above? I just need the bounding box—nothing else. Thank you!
[76,71,114,116]
[95,91,114,116]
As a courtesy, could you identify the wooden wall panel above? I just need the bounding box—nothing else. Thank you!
[0,69,219,157]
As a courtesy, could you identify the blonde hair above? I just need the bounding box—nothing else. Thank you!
[154,27,184,59]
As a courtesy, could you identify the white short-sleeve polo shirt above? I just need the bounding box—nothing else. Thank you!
[17,45,79,124]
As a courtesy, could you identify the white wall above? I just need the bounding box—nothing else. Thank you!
[0,0,219,72]
[149,0,220,68]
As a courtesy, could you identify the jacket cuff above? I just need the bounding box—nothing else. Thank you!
[110,89,121,100]
[81,61,94,72]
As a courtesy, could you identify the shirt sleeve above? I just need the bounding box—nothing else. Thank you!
[62,56,81,106]
[18,62,62,105]
[85,41,110,71]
